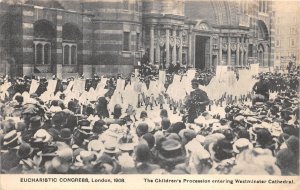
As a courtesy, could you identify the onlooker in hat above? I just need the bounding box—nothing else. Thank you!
[1,130,21,172]
[95,96,109,119]
[89,120,107,141]
[134,143,160,174]
[157,139,186,172]
[276,148,299,175]
[21,116,42,143]
[58,128,73,145]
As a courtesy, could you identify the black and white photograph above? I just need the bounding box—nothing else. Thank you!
[0,0,299,185]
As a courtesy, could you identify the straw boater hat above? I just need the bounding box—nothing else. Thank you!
[103,140,119,154]
[3,130,21,148]
[33,129,52,143]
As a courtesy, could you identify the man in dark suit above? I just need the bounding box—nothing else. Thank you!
[184,79,210,123]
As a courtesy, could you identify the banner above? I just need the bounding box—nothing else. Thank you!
[159,70,166,84]
[72,79,85,93]
[250,63,260,76]
[47,80,58,94]
[29,79,39,94]
[64,81,74,94]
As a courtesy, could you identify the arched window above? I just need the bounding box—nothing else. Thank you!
[62,23,82,65]
[44,43,51,65]
[33,20,56,65]
[36,43,43,65]
[71,46,77,65]
[64,45,70,65]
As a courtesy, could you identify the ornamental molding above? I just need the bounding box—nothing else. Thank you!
[169,36,175,47]
[159,36,165,47]
[231,43,237,52]
[222,43,228,52]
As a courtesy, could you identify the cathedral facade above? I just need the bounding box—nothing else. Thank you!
[0,0,274,77]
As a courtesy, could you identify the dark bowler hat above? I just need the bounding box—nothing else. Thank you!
[92,120,107,134]
[30,116,42,129]
[59,128,73,141]
[17,142,34,159]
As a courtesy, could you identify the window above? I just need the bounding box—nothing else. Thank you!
[276,40,280,47]
[123,32,130,51]
[135,0,139,12]
[290,27,296,35]
[63,43,77,65]
[123,0,129,10]
[34,41,51,65]
[290,38,295,47]
[248,44,253,57]
[136,33,140,50]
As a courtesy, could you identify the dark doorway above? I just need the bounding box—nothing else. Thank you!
[195,35,210,70]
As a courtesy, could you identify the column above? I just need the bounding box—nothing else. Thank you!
[56,13,63,79]
[188,30,192,67]
[178,29,183,65]
[42,44,45,65]
[219,37,222,65]
[165,28,170,68]
[245,39,249,66]
[236,38,240,66]
[227,36,231,65]
[172,28,177,65]
[156,29,160,65]
[69,45,72,65]
[150,25,155,64]
[34,43,37,65]
[240,36,244,66]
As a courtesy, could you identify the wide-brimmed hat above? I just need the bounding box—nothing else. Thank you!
[88,140,104,152]
[76,150,97,163]
[33,129,52,143]
[159,139,182,158]
[233,138,253,153]
[17,142,34,159]
[118,142,136,152]
[103,140,119,154]
[92,120,108,134]
[3,130,21,147]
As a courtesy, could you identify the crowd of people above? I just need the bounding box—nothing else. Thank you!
[0,68,299,175]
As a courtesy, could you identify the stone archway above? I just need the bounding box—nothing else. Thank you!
[33,19,56,74]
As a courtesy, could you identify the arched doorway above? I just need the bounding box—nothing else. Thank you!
[62,23,82,73]
[257,20,270,67]
[33,19,56,73]
[258,44,264,66]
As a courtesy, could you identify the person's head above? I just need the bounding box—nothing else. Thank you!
[192,150,212,174]
[142,133,155,149]
[191,79,199,89]
[112,104,122,119]
[160,109,168,119]
[212,139,233,161]
[276,148,299,175]
[161,118,171,131]
[134,142,151,163]
[140,111,148,119]
[136,123,149,137]
[255,128,273,147]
